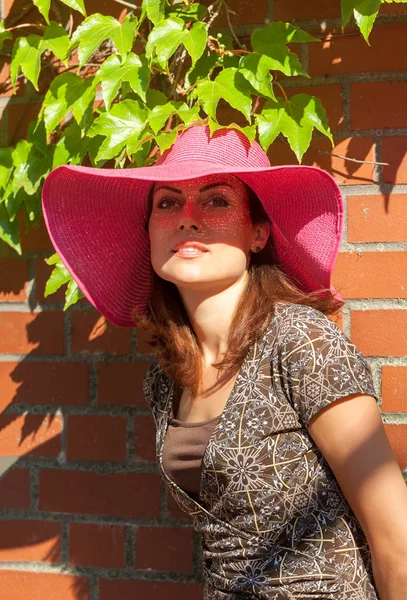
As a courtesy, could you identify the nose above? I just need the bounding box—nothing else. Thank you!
[177,201,202,231]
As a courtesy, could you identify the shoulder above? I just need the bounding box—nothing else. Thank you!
[267,301,366,365]
[267,301,341,343]
[142,357,170,408]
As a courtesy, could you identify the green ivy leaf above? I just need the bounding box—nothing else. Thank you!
[22,190,41,222]
[45,252,60,266]
[98,53,149,110]
[145,88,168,108]
[88,99,150,160]
[341,0,382,42]
[149,101,199,133]
[194,67,252,122]
[249,22,319,78]
[59,0,86,17]
[41,21,70,63]
[154,128,178,152]
[0,204,21,255]
[12,140,51,195]
[141,0,166,25]
[208,118,257,144]
[10,35,42,91]
[341,0,357,27]
[0,148,13,191]
[64,279,84,309]
[146,17,207,70]
[41,72,97,136]
[255,93,333,163]
[165,2,206,21]
[184,49,218,87]
[70,13,137,68]
[44,260,71,297]
[239,53,277,100]
[354,0,381,43]
[0,22,12,50]
[32,0,51,23]
[52,121,89,168]
[4,187,26,222]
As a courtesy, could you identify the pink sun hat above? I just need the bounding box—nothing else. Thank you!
[41,124,344,328]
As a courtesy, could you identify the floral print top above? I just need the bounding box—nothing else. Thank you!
[143,302,380,599]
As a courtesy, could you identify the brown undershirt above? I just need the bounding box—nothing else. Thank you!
[162,413,222,501]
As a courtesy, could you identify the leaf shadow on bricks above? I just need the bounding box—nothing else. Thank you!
[0,311,107,600]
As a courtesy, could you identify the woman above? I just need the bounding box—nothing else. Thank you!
[42,125,407,599]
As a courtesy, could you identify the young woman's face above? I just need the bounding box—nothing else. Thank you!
[148,173,269,293]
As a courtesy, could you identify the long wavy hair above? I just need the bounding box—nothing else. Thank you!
[135,180,344,396]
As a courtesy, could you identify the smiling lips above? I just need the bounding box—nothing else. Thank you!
[171,242,209,258]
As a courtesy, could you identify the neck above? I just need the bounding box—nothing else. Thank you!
[177,272,249,367]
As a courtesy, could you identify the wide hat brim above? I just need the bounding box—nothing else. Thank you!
[42,129,344,328]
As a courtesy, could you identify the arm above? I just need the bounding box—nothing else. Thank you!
[308,394,407,600]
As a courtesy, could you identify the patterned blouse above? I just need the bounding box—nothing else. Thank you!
[143,302,380,599]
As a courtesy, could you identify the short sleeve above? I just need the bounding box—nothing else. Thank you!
[277,305,380,428]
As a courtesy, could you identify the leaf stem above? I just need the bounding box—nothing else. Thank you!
[221,0,242,49]
[316,148,389,166]
[6,22,45,32]
[111,0,142,10]
[274,81,288,102]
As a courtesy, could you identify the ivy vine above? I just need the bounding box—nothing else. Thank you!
[0,0,404,308]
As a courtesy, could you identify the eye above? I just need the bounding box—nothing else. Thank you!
[206,196,230,208]
[156,197,179,209]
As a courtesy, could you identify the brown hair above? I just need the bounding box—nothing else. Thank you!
[135,181,344,396]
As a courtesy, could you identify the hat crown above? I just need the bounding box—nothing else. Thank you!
[156,125,271,169]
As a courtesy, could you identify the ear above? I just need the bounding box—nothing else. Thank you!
[252,221,270,250]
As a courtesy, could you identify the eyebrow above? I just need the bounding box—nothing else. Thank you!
[154,182,234,194]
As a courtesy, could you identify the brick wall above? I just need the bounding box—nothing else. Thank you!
[0,0,406,598]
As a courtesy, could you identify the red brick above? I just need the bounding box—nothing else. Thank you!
[268,137,375,185]
[70,523,125,568]
[135,526,193,572]
[351,82,407,130]
[0,362,89,412]
[83,0,124,19]
[0,413,62,457]
[0,259,28,301]
[0,60,24,97]
[380,3,407,14]
[0,468,30,509]
[0,312,64,355]
[39,470,161,518]
[348,194,407,243]
[382,137,407,184]
[71,311,131,355]
[382,366,407,413]
[20,216,54,252]
[351,310,407,357]
[36,258,67,303]
[383,424,407,469]
[274,0,339,21]
[329,310,344,331]
[98,362,151,406]
[0,570,89,600]
[134,416,156,462]
[6,102,42,145]
[310,24,407,76]
[284,84,343,131]
[136,328,157,356]
[100,579,203,600]
[167,492,193,522]
[0,520,61,562]
[67,415,126,461]
[200,0,267,27]
[332,252,407,299]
